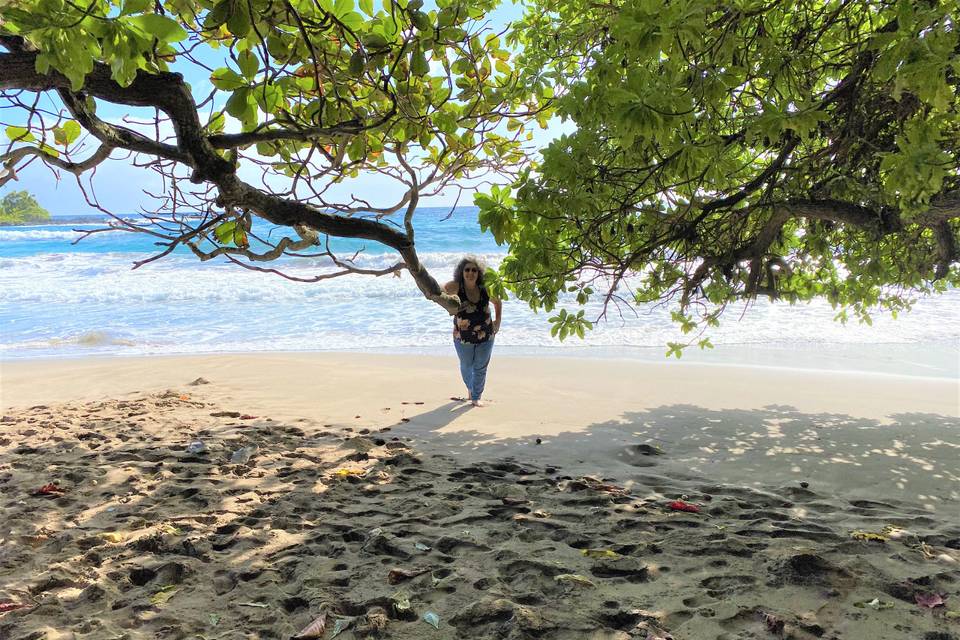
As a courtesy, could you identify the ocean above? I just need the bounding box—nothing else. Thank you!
[2,207,958,378]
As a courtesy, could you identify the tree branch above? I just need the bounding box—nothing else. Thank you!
[0,143,113,187]
[207,119,363,149]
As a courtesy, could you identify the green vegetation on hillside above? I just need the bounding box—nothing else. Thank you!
[0,190,50,225]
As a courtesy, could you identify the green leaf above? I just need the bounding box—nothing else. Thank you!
[120,0,152,16]
[348,50,366,76]
[237,51,259,78]
[666,342,684,359]
[215,221,237,244]
[411,45,429,76]
[411,10,431,31]
[362,33,390,49]
[226,0,251,37]
[5,126,35,143]
[204,1,230,29]
[127,14,188,42]
[339,10,364,31]
[213,220,247,247]
[211,68,246,90]
[254,84,283,113]
[53,121,82,145]
[38,142,59,158]
[334,0,353,18]
[206,112,226,134]
[359,0,374,16]
[225,87,250,118]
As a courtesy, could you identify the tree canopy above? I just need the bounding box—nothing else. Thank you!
[1,0,958,344]
[0,0,543,311]
[478,0,959,348]
[0,189,51,224]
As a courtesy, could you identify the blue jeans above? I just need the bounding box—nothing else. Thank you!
[454,337,495,401]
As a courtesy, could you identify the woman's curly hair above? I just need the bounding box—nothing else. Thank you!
[453,255,487,291]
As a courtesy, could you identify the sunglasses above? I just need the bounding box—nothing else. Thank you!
[464,267,479,273]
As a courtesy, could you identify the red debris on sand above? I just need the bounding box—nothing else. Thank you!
[0,602,31,613]
[36,483,66,496]
[239,415,257,420]
[667,500,700,513]
[915,592,946,609]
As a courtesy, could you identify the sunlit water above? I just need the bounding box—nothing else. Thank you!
[1,208,957,378]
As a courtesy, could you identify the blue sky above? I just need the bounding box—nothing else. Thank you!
[3,0,575,216]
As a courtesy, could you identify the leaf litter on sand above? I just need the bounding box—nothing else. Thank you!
[391,590,412,616]
[560,476,630,497]
[762,612,785,634]
[292,611,326,639]
[388,567,432,584]
[0,601,32,614]
[330,616,356,638]
[150,585,177,606]
[331,468,366,479]
[850,529,888,542]
[554,574,596,588]
[667,500,700,513]
[35,482,66,496]
[581,548,620,559]
[423,611,440,629]
[915,592,947,609]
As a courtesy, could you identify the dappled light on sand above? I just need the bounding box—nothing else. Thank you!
[2,388,958,640]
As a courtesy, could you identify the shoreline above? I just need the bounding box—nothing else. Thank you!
[3,339,958,380]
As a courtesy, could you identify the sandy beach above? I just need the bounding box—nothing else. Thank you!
[1,353,958,639]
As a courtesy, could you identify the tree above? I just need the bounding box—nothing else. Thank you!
[0,0,538,311]
[0,189,51,224]
[479,0,960,350]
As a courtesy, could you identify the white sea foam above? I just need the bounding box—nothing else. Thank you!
[0,251,506,304]
[1,250,958,362]
[0,229,86,241]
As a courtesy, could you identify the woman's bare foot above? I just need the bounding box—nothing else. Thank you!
[471,399,484,407]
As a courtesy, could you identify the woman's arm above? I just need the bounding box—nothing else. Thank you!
[443,281,458,295]
[492,298,502,334]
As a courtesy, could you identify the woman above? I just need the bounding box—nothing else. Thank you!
[444,256,502,406]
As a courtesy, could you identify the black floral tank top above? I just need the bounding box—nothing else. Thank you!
[453,284,493,344]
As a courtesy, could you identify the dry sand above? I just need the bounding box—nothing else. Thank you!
[0,353,958,640]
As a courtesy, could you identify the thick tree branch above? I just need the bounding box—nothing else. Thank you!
[0,143,113,187]
[207,119,363,149]
[685,192,960,302]
[58,91,190,164]
[0,34,488,316]
[933,221,957,280]
[227,183,460,313]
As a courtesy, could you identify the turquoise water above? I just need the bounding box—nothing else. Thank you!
[0,208,500,258]
[2,207,958,377]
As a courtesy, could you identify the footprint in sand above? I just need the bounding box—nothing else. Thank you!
[700,574,756,597]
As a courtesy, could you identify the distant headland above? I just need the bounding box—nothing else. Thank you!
[0,190,51,226]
